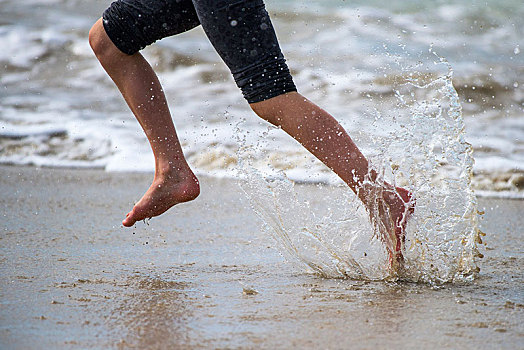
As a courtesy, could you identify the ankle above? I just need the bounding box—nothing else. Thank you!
[356,181,403,209]
[155,160,194,181]
[153,163,200,201]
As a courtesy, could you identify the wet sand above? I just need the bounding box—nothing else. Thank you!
[0,166,522,349]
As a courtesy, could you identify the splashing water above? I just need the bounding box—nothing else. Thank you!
[237,54,482,284]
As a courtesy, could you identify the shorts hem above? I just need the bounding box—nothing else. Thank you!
[246,87,298,104]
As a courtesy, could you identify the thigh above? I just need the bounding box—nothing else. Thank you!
[192,0,296,102]
[103,0,201,55]
[192,0,279,73]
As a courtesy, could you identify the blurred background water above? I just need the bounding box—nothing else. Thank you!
[1,0,523,196]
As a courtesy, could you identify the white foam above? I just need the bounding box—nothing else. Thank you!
[0,123,66,139]
[475,190,524,200]
[474,156,524,173]
[2,27,47,67]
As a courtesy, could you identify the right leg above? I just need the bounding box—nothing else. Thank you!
[88,3,201,226]
[250,92,415,267]
[192,0,414,267]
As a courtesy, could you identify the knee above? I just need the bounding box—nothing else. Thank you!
[250,100,282,127]
[88,19,104,54]
[88,18,121,61]
[250,92,300,127]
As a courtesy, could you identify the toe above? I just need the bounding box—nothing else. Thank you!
[122,218,133,227]
[122,212,136,227]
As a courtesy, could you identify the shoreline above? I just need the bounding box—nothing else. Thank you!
[1,164,522,200]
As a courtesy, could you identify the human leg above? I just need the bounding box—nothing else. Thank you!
[251,92,415,266]
[191,0,381,196]
[89,0,202,226]
[193,0,414,264]
[191,0,297,103]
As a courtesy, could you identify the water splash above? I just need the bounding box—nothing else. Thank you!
[237,54,481,284]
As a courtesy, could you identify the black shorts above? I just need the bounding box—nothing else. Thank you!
[102,0,297,103]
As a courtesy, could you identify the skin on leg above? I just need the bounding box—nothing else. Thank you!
[251,92,369,197]
[89,18,200,227]
[88,14,413,267]
[250,92,415,267]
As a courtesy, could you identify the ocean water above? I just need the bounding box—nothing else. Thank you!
[1,0,523,196]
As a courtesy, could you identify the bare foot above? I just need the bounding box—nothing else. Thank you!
[122,168,200,227]
[391,187,415,262]
[361,183,415,271]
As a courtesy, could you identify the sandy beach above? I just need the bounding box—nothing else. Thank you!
[0,165,522,349]
[1,0,522,347]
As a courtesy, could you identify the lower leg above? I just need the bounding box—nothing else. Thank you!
[89,19,199,226]
[251,92,374,198]
[251,92,414,265]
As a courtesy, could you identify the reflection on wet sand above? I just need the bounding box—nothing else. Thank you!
[111,275,192,349]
